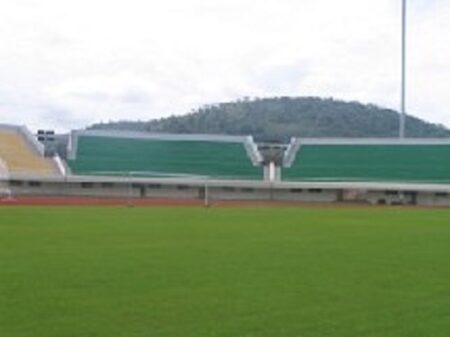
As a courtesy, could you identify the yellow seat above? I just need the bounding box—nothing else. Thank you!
[0,130,57,175]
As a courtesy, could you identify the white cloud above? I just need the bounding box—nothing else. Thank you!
[0,0,449,132]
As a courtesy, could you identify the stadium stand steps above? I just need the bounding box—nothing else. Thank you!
[0,127,59,176]
[283,142,450,183]
[68,133,262,180]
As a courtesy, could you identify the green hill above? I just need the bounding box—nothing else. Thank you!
[90,97,450,142]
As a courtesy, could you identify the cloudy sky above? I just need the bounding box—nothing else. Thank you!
[0,0,449,131]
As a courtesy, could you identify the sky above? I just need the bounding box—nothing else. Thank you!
[0,0,449,132]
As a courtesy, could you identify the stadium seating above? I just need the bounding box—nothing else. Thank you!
[0,127,58,176]
[68,131,262,180]
[283,139,450,183]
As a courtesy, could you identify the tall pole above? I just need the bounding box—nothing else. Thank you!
[399,0,407,138]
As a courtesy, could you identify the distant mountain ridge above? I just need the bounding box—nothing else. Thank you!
[90,97,450,143]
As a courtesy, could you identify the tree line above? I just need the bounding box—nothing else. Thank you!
[90,97,450,143]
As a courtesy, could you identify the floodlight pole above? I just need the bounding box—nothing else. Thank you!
[399,0,407,138]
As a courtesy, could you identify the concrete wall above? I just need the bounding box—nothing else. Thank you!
[417,192,450,206]
[208,186,272,201]
[4,179,335,204]
[365,191,413,205]
[4,177,450,207]
[272,188,338,202]
[0,179,11,197]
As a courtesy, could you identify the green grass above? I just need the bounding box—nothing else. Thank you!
[1,206,450,337]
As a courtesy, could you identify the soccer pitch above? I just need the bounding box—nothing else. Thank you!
[1,206,450,337]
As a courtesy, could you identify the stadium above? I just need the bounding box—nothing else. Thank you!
[2,122,450,337]
[2,1,450,335]
[2,123,450,206]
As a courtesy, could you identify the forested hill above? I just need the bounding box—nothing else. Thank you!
[90,97,450,142]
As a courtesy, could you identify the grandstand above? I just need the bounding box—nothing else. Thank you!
[283,138,450,184]
[0,124,60,177]
[3,126,450,206]
[67,130,263,180]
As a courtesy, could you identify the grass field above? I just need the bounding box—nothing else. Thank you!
[1,206,450,337]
